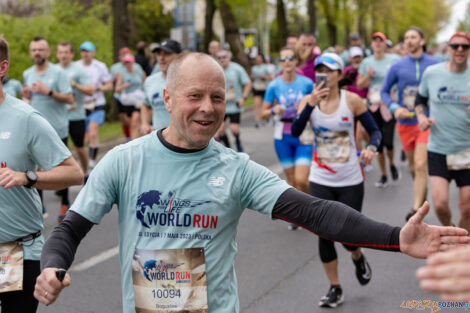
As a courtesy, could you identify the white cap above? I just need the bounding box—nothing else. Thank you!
[349,46,363,58]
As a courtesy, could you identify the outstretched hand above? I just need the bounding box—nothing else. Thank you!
[399,202,470,259]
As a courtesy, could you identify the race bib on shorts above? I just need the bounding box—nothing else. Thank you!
[226,87,236,102]
[132,247,208,313]
[253,80,266,91]
[447,149,470,170]
[403,86,418,110]
[273,121,284,140]
[316,131,350,163]
[0,241,23,293]
[367,85,382,105]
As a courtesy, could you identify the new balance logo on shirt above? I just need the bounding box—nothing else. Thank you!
[0,132,10,140]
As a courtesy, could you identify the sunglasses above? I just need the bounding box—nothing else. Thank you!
[314,56,337,67]
[449,44,470,50]
[279,55,296,62]
[217,55,228,60]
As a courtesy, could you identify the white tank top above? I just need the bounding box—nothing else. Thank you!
[308,90,363,187]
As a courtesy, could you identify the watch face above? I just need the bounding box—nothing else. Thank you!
[26,170,38,182]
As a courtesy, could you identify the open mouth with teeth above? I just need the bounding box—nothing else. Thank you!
[195,121,213,126]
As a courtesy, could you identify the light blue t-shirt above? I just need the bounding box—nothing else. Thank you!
[111,62,143,100]
[251,64,270,91]
[23,63,72,139]
[120,66,144,94]
[143,71,168,130]
[224,62,251,115]
[418,62,470,155]
[264,75,314,121]
[3,78,22,97]
[61,63,91,121]
[0,95,71,260]
[71,131,290,313]
[359,53,400,89]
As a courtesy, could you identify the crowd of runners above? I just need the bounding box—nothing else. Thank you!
[0,23,469,313]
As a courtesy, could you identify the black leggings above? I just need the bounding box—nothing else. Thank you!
[309,181,364,263]
[0,260,40,313]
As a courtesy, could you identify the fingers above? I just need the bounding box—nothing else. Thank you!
[34,268,70,305]
[431,225,469,237]
[427,246,470,266]
[409,201,430,224]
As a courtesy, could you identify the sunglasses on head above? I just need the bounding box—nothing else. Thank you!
[217,55,228,60]
[279,55,296,62]
[448,43,470,50]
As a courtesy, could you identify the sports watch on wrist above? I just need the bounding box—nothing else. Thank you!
[25,170,38,188]
[366,145,378,153]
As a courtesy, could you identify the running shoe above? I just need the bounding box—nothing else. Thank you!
[390,165,401,181]
[318,285,344,308]
[374,175,388,188]
[405,209,416,221]
[288,223,298,231]
[58,203,70,224]
[353,254,372,285]
[88,159,96,169]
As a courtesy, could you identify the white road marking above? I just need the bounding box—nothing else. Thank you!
[70,163,284,272]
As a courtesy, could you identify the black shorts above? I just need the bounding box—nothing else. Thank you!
[252,89,266,97]
[224,113,241,124]
[0,260,40,313]
[370,109,395,153]
[428,151,470,187]
[117,98,140,117]
[69,120,86,148]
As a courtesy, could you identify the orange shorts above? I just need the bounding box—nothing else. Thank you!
[396,123,429,152]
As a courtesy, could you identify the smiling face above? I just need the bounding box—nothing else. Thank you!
[279,48,298,73]
[164,54,226,149]
[448,36,469,67]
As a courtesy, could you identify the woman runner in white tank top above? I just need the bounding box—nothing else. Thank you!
[292,53,382,308]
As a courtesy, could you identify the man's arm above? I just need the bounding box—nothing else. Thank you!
[273,188,470,258]
[140,104,154,135]
[74,82,95,97]
[0,156,83,190]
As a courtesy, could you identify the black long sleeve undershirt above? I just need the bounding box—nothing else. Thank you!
[41,188,400,270]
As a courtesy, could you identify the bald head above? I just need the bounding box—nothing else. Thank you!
[166,52,225,91]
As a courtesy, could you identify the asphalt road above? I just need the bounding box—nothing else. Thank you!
[36,111,462,313]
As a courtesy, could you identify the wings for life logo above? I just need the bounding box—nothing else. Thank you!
[135,190,218,230]
[437,86,470,103]
[142,259,189,282]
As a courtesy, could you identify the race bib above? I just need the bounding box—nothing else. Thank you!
[0,241,23,293]
[83,100,95,112]
[253,80,266,91]
[367,85,382,105]
[226,87,236,102]
[66,103,78,111]
[273,121,283,140]
[403,86,418,110]
[299,122,314,145]
[316,131,350,163]
[132,247,208,313]
[447,149,470,170]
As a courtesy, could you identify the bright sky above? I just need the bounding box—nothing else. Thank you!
[436,0,469,42]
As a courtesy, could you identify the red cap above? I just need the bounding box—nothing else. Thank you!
[119,47,131,55]
[449,32,470,43]
[372,32,387,41]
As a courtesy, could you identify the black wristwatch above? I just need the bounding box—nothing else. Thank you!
[48,89,53,97]
[25,170,38,188]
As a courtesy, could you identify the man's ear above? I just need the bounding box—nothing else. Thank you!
[0,60,9,80]
[163,88,172,113]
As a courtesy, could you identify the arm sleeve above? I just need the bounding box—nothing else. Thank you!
[356,111,382,148]
[272,188,401,251]
[414,93,429,110]
[381,64,399,108]
[291,104,314,137]
[40,211,94,270]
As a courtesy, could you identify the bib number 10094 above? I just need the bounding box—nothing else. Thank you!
[152,288,181,299]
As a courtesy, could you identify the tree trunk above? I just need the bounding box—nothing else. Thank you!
[356,0,368,44]
[203,0,216,53]
[276,0,288,46]
[219,0,251,72]
[307,0,317,35]
[111,0,131,121]
[320,0,337,46]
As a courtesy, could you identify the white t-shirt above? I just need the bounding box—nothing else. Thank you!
[75,59,112,106]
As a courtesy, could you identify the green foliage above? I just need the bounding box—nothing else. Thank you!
[0,0,112,81]
[128,0,173,46]
[457,2,470,33]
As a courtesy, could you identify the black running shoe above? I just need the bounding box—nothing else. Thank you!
[319,285,344,308]
[405,209,416,221]
[353,254,372,285]
[390,165,400,181]
[374,175,388,188]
